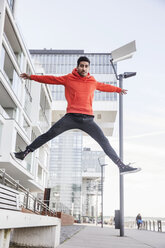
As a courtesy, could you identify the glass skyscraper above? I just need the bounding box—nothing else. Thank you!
[82,148,105,221]
[49,131,82,218]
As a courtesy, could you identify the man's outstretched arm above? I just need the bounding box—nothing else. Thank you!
[96,81,127,95]
[20,73,68,85]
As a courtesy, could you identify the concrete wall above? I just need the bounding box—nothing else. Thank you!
[0,210,61,248]
[56,212,74,226]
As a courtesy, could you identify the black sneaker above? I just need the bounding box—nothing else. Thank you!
[14,148,31,160]
[120,164,141,175]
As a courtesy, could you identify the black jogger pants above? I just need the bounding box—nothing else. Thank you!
[27,113,120,165]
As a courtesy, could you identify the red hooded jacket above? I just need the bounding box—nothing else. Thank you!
[30,68,122,115]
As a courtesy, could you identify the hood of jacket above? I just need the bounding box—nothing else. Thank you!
[72,68,91,79]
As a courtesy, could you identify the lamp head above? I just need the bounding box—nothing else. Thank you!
[111,40,136,62]
[123,72,136,78]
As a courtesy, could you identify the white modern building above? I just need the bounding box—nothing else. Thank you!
[30,49,118,219]
[0,0,52,193]
[82,148,105,222]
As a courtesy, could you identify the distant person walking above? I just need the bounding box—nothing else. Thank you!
[136,213,143,229]
[14,56,141,175]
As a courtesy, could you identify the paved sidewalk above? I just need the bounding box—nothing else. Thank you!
[58,225,165,248]
[60,225,84,244]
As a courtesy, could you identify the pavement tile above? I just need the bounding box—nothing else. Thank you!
[59,225,156,248]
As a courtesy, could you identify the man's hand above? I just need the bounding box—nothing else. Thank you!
[120,89,128,95]
[20,73,31,80]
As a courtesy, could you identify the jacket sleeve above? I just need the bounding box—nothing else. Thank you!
[30,74,68,85]
[96,82,122,93]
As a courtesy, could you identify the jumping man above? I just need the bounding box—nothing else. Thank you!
[14,56,141,175]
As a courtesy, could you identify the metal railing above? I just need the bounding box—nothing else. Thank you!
[141,220,164,232]
[124,219,164,232]
[0,169,56,216]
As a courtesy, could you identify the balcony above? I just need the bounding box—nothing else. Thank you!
[0,79,17,120]
[0,115,44,192]
[0,119,34,189]
[0,46,22,102]
[4,12,23,69]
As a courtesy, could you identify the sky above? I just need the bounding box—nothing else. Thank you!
[15,0,165,218]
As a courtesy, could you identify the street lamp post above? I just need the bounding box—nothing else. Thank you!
[95,180,98,226]
[101,164,108,228]
[118,72,137,236]
[98,157,108,228]
[119,74,124,236]
[110,41,137,237]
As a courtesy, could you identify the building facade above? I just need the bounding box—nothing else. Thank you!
[49,131,82,218]
[0,0,52,193]
[82,148,105,222]
[30,49,118,219]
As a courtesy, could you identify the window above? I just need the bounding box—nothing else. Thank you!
[0,46,5,70]
[23,117,30,136]
[7,0,15,12]
[0,121,3,151]
[37,165,42,182]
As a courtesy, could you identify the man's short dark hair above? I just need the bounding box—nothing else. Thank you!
[77,56,90,66]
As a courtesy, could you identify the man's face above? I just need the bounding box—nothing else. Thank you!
[77,61,90,77]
